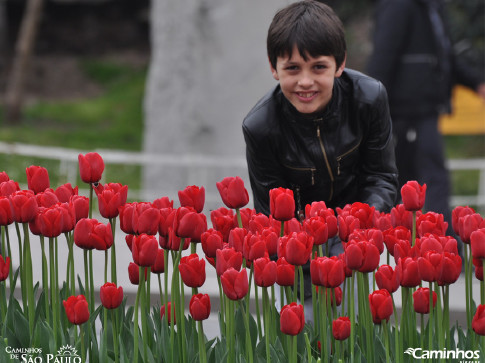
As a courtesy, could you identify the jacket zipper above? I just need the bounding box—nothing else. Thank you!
[283,164,316,185]
[294,185,305,222]
[336,142,361,176]
[316,125,334,200]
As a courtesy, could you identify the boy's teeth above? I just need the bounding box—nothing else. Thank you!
[299,92,314,97]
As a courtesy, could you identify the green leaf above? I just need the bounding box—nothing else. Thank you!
[14,309,30,347]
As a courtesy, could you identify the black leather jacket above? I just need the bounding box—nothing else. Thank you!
[243,69,398,218]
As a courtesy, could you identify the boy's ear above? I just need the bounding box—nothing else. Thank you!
[269,58,279,81]
[335,54,347,78]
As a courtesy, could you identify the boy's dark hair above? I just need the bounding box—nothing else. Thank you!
[267,1,346,69]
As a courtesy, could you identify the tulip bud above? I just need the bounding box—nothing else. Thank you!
[100,282,124,309]
[280,302,305,335]
[189,293,211,321]
[400,180,426,211]
[63,295,90,325]
[332,316,351,340]
[78,152,104,184]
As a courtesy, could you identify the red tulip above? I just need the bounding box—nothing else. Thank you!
[160,228,191,251]
[248,213,271,234]
[383,226,411,257]
[310,256,345,288]
[472,304,485,336]
[0,172,8,183]
[337,202,375,229]
[270,187,295,221]
[374,211,392,231]
[0,255,10,281]
[417,251,442,282]
[94,182,128,219]
[413,287,437,314]
[390,204,421,230]
[0,196,13,226]
[215,247,242,276]
[303,216,329,245]
[332,316,351,340]
[132,234,158,267]
[253,256,277,287]
[417,212,448,237]
[260,228,279,256]
[216,176,249,209]
[375,264,401,293]
[37,204,64,238]
[338,215,361,242]
[160,302,176,324]
[233,208,255,230]
[63,295,89,325]
[305,203,338,237]
[276,257,295,286]
[71,195,89,222]
[201,229,224,258]
[0,180,20,197]
[100,282,123,309]
[10,190,38,223]
[119,203,137,235]
[173,207,207,241]
[179,254,206,288]
[78,152,104,184]
[349,228,384,254]
[458,213,484,244]
[344,240,380,273]
[401,181,426,211]
[243,232,268,263]
[399,257,421,287]
[417,234,458,256]
[74,218,113,250]
[452,206,475,235]
[438,252,462,286]
[228,227,247,253]
[211,207,235,242]
[54,183,78,203]
[189,293,211,321]
[132,202,160,235]
[151,249,165,274]
[280,302,305,335]
[158,207,175,237]
[472,229,485,260]
[221,268,249,300]
[26,165,50,194]
[128,262,147,285]
[369,289,393,324]
[281,231,313,266]
[178,185,205,213]
[35,189,59,208]
[152,196,173,209]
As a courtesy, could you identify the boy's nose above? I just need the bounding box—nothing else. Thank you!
[297,73,314,88]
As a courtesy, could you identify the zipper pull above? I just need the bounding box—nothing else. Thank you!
[294,186,304,222]
[317,126,320,137]
[311,169,315,185]
[337,160,341,176]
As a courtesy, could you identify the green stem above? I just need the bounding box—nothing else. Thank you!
[140,267,148,363]
[197,320,207,363]
[40,236,49,323]
[15,222,26,313]
[133,268,142,363]
[83,250,90,304]
[383,320,390,363]
[89,250,94,311]
[236,208,243,229]
[110,217,117,285]
[263,287,271,362]
[411,211,416,246]
[104,250,108,284]
[5,227,13,289]
[239,299,254,363]
[350,272,355,363]
[254,282,263,340]
[280,220,285,237]
[81,326,86,363]
[465,247,471,330]
[428,282,433,350]
[49,238,58,346]
[298,265,304,308]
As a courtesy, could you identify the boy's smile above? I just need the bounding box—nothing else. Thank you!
[270,46,346,114]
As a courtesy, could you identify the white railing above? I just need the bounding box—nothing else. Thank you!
[0,141,484,211]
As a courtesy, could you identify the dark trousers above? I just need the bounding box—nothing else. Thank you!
[393,117,456,240]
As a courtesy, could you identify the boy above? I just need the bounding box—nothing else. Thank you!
[242,1,398,305]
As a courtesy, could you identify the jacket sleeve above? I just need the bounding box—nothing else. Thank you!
[366,0,413,92]
[357,83,399,213]
[242,118,286,216]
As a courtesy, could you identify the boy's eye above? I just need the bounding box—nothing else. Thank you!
[314,64,327,70]
[285,65,299,71]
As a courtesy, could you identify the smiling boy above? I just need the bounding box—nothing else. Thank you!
[242,1,398,301]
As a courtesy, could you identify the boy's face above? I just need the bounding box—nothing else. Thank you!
[270,46,346,114]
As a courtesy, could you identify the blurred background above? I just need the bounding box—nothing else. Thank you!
[0,0,483,213]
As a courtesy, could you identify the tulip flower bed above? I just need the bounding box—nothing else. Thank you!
[0,152,484,362]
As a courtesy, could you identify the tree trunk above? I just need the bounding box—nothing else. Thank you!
[4,0,44,124]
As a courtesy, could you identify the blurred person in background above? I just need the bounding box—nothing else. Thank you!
[366,0,485,246]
